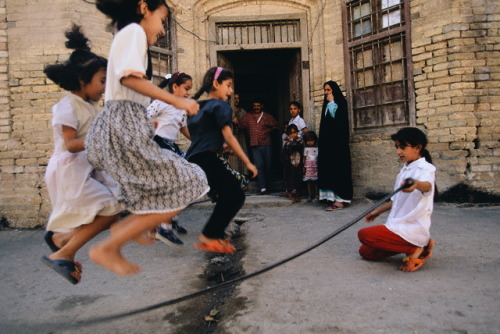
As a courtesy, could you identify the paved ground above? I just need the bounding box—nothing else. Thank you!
[0,195,499,334]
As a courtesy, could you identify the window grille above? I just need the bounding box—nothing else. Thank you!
[150,13,176,85]
[344,0,413,130]
[216,20,301,45]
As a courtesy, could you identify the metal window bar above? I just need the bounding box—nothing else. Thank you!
[216,20,300,45]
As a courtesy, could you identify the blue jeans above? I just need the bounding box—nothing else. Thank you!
[251,145,272,191]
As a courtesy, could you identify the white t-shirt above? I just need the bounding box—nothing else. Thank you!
[105,23,151,107]
[385,157,436,247]
[147,100,187,141]
[289,115,307,137]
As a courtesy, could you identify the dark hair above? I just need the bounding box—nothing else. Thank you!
[286,123,299,135]
[303,131,318,144]
[289,101,303,111]
[43,25,107,92]
[391,127,433,164]
[193,67,234,100]
[96,0,169,31]
[158,72,192,93]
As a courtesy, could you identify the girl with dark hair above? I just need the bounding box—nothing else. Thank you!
[187,67,257,253]
[282,124,305,203]
[302,131,319,202]
[146,72,193,246]
[41,25,122,284]
[317,81,353,211]
[358,127,436,272]
[85,0,209,275]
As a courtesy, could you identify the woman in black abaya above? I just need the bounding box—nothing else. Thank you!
[317,81,353,211]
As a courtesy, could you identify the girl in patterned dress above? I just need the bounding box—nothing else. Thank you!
[85,0,209,275]
[187,67,257,253]
[302,131,319,202]
[41,25,123,284]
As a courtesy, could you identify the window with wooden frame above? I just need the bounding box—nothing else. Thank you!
[149,11,176,85]
[343,0,414,131]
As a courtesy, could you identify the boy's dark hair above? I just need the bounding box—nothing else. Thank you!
[193,67,234,100]
[96,0,169,31]
[391,127,433,164]
[303,131,318,144]
[158,72,192,93]
[286,123,299,135]
[289,101,303,111]
[43,25,107,91]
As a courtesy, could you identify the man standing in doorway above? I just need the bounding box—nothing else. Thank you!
[239,100,278,195]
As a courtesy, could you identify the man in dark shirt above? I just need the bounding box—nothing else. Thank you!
[239,100,278,194]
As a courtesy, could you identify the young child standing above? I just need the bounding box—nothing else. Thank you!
[188,67,257,253]
[302,131,319,202]
[42,25,122,284]
[85,0,209,275]
[358,127,436,272]
[147,72,193,247]
[282,124,304,203]
[288,101,308,137]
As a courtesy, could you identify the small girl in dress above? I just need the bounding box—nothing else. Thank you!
[187,67,257,253]
[41,25,123,284]
[147,72,193,247]
[358,127,436,272]
[302,131,319,202]
[282,124,304,203]
[85,0,209,275]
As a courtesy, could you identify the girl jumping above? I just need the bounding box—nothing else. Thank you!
[85,0,209,275]
[147,72,193,247]
[42,25,122,284]
[358,127,436,272]
[187,67,257,253]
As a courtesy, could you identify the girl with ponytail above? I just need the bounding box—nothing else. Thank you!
[358,127,437,273]
[41,25,122,284]
[186,67,257,253]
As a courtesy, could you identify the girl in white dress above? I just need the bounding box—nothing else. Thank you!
[86,0,208,275]
[42,25,122,284]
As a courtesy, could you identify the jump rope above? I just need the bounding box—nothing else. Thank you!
[66,178,415,327]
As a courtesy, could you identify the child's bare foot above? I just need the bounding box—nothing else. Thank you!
[110,223,156,245]
[89,244,141,275]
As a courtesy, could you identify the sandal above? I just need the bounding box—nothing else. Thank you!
[419,239,435,260]
[43,231,60,252]
[195,239,236,254]
[326,204,343,211]
[41,255,82,284]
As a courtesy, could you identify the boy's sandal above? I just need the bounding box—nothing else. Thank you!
[43,231,60,252]
[41,255,82,285]
[195,239,236,254]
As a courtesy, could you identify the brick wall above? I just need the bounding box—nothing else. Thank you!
[0,0,498,228]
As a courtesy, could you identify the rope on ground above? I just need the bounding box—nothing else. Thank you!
[65,179,413,327]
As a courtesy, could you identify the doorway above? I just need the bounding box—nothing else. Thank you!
[218,48,303,184]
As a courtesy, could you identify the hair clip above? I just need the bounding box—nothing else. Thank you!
[164,73,172,80]
[214,67,223,81]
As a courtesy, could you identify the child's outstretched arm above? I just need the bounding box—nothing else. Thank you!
[62,126,85,153]
[221,125,258,178]
[121,76,199,115]
[365,201,392,223]
[402,179,432,193]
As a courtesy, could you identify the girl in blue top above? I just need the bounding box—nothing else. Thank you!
[187,67,257,253]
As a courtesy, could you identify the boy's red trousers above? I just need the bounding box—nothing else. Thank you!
[357,225,417,260]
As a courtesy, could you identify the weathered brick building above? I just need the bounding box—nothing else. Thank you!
[0,0,498,228]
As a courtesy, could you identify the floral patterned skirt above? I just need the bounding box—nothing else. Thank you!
[85,100,209,214]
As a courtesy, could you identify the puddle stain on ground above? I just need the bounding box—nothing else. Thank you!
[163,222,249,333]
